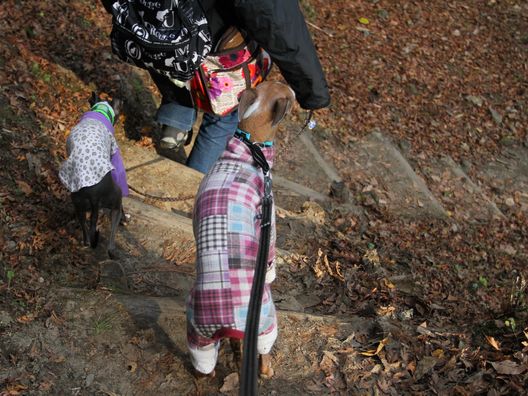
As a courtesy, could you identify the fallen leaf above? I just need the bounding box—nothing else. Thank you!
[359,17,370,25]
[4,383,28,395]
[417,321,434,336]
[415,356,437,380]
[16,180,33,195]
[52,355,65,363]
[383,278,396,289]
[38,380,54,391]
[360,337,389,356]
[485,335,501,351]
[490,360,526,375]
[16,315,34,324]
[318,324,338,337]
[363,248,380,265]
[219,372,239,393]
[319,352,337,376]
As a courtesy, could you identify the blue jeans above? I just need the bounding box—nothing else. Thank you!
[156,102,239,174]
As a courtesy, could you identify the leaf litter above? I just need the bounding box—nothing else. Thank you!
[0,0,527,394]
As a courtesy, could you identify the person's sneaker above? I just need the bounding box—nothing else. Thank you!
[159,126,192,150]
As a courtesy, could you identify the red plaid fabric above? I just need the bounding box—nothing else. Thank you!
[187,137,277,347]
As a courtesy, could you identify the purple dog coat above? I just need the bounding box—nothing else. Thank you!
[59,110,129,196]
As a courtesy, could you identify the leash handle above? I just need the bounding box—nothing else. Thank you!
[302,109,316,132]
[276,110,316,160]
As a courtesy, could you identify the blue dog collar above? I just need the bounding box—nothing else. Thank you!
[235,128,273,147]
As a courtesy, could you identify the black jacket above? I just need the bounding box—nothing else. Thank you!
[230,0,330,110]
[102,0,330,110]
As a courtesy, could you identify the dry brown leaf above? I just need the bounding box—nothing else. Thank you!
[319,351,338,376]
[16,180,32,195]
[490,360,526,375]
[360,337,389,356]
[318,324,338,337]
[38,380,54,391]
[383,278,396,289]
[219,372,239,393]
[52,355,65,363]
[4,383,28,395]
[485,335,501,351]
[16,315,34,324]
[363,249,380,266]
[376,305,396,316]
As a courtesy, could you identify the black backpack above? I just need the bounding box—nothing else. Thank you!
[108,0,212,81]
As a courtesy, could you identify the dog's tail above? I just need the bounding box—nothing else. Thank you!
[89,199,100,248]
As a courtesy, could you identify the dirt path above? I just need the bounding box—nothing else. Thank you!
[1,0,528,395]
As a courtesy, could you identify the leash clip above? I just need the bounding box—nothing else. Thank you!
[263,172,272,198]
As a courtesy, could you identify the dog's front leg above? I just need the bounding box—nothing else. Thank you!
[107,204,122,259]
[76,209,89,247]
[259,353,274,379]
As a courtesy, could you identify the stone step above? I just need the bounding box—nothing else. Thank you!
[299,130,343,183]
[118,126,336,215]
[274,120,341,197]
[102,241,305,310]
[104,197,309,307]
[421,155,505,222]
[346,131,448,219]
[99,196,195,295]
[49,287,368,395]
[273,175,330,208]
[477,146,528,214]
[118,134,201,217]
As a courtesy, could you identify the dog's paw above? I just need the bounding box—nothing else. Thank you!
[120,212,131,226]
[193,369,216,380]
[90,230,100,249]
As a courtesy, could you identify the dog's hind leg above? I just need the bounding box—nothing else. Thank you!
[72,193,90,247]
[229,338,243,371]
[107,203,122,259]
[88,201,100,249]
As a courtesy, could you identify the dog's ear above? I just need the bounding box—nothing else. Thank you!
[89,91,98,107]
[238,88,259,122]
[271,97,293,127]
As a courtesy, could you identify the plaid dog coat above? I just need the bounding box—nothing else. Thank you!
[187,136,277,348]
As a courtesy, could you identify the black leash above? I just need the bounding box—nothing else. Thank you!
[276,110,316,160]
[127,111,315,203]
[236,134,273,396]
[127,184,195,202]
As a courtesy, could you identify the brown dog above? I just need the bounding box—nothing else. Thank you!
[187,81,295,379]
